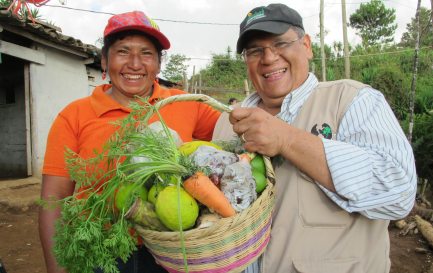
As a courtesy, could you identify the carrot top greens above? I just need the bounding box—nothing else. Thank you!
[52,98,206,273]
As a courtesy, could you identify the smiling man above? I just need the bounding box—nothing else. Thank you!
[213,3,417,273]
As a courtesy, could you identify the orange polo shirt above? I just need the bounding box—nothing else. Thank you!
[42,82,220,177]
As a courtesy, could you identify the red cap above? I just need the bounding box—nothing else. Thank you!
[103,11,170,49]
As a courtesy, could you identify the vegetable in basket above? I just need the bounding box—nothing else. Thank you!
[183,172,236,217]
[179,140,222,156]
[115,182,148,211]
[250,154,267,193]
[155,185,199,231]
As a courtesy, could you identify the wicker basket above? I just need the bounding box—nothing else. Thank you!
[134,94,276,273]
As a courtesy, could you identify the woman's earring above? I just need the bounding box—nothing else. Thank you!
[102,70,106,80]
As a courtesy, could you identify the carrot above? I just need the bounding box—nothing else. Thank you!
[183,172,236,217]
[238,153,253,163]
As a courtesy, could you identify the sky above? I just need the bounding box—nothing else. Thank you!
[37,0,429,76]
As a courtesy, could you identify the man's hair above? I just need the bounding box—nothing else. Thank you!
[102,30,163,64]
[291,26,305,39]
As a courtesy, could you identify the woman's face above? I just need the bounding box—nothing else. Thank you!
[102,34,160,100]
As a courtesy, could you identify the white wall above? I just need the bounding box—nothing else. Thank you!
[30,45,90,177]
[87,66,108,95]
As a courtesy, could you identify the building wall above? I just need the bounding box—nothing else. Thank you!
[87,66,107,95]
[30,45,91,177]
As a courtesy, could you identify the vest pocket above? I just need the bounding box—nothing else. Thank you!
[293,257,361,273]
[297,171,352,227]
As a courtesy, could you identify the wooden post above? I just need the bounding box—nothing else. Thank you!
[183,72,189,92]
[341,0,351,79]
[408,0,422,143]
[320,0,327,81]
[199,73,202,94]
[244,79,250,97]
[190,66,196,93]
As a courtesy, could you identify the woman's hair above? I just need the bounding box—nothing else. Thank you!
[102,29,163,64]
[228,98,238,105]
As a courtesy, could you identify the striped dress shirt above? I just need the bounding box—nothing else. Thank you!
[241,73,417,220]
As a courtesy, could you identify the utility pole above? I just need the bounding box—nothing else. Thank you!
[320,0,327,81]
[408,0,422,143]
[341,0,351,79]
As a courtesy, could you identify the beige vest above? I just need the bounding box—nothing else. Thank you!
[213,80,390,273]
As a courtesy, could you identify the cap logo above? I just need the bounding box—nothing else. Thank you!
[245,8,265,26]
[146,17,160,30]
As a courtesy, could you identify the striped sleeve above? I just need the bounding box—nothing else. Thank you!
[320,87,417,220]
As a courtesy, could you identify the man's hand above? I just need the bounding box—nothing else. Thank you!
[229,107,335,192]
[229,107,293,157]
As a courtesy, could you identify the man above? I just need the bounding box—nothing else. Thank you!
[213,3,416,273]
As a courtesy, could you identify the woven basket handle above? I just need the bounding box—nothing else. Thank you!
[153,94,232,113]
[153,94,276,185]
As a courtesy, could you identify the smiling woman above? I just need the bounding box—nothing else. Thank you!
[39,10,220,273]
[102,34,162,106]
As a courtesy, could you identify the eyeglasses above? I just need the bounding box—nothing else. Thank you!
[242,36,303,62]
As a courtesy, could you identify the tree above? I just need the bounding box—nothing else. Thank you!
[200,50,247,89]
[410,112,433,183]
[162,54,189,83]
[349,0,397,48]
[400,7,433,48]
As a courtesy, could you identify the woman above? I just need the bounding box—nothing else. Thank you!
[39,11,220,273]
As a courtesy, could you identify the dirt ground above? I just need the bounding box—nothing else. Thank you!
[0,189,432,273]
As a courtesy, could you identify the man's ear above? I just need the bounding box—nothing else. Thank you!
[303,34,313,60]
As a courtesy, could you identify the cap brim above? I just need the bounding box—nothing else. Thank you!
[236,21,291,54]
[106,25,171,50]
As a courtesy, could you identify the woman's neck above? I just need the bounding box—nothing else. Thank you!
[106,87,153,107]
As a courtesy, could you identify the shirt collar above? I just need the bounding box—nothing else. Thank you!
[91,81,167,117]
[148,80,172,103]
[241,73,319,117]
[279,73,319,121]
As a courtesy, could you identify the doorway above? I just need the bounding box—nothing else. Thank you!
[0,54,30,178]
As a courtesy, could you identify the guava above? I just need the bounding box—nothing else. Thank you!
[250,154,266,174]
[115,183,148,211]
[252,171,267,193]
[155,186,199,231]
[148,184,165,205]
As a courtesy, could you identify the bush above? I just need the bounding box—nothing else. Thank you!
[410,112,433,182]
[370,65,409,120]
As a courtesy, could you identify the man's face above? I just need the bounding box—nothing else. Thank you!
[243,29,313,104]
